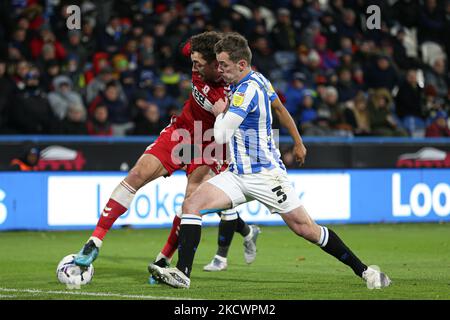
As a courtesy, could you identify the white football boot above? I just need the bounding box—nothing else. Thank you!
[362,265,391,289]
[203,255,228,271]
[244,225,261,264]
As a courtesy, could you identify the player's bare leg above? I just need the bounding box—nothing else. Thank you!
[149,164,258,274]
[150,181,232,288]
[74,154,168,267]
[280,205,391,289]
[149,165,212,271]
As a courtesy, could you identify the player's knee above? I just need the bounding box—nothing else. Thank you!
[181,196,201,215]
[126,165,151,189]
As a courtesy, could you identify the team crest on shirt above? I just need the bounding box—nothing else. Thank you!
[233,92,245,106]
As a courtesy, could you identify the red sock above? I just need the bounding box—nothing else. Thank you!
[92,199,128,240]
[161,215,181,259]
[91,180,136,241]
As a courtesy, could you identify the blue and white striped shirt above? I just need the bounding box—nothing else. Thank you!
[227,71,286,174]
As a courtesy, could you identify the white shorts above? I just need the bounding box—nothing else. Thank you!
[207,167,302,214]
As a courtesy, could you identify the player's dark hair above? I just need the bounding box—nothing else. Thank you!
[190,31,223,63]
[214,32,252,64]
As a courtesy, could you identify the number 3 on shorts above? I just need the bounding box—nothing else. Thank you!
[271,186,287,204]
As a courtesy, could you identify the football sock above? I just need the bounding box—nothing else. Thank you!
[317,226,367,278]
[236,215,250,237]
[244,226,254,242]
[92,180,136,240]
[217,219,238,258]
[160,214,181,260]
[88,237,103,248]
[176,214,202,277]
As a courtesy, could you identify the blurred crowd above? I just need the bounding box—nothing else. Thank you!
[0,0,449,139]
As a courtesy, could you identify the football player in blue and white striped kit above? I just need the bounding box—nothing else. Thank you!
[151,33,391,290]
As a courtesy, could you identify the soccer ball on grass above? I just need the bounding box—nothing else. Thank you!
[56,254,94,288]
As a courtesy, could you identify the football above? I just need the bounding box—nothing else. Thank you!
[56,254,94,287]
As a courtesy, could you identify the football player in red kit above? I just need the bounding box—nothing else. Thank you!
[74,32,261,272]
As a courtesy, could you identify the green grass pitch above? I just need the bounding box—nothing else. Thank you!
[0,223,449,300]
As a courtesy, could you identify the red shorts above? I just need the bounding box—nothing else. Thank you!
[144,118,227,176]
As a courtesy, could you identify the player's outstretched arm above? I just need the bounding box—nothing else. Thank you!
[213,97,246,144]
[271,97,307,166]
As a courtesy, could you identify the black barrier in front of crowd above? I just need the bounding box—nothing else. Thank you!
[0,136,449,171]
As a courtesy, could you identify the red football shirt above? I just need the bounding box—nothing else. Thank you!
[177,71,228,134]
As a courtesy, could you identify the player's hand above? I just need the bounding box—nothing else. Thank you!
[293,143,307,166]
[212,97,228,117]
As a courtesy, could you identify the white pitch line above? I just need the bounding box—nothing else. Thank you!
[0,288,200,300]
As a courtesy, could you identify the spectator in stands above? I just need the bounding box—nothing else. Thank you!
[48,75,85,121]
[119,70,138,103]
[298,89,318,128]
[336,67,358,103]
[11,60,31,92]
[40,59,61,92]
[314,34,339,71]
[297,49,323,88]
[0,0,448,139]
[149,82,178,119]
[86,65,126,105]
[112,53,129,77]
[391,28,421,70]
[251,36,278,77]
[128,102,165,136]
[9,67,57,134]
[316,86,341,126]
[0,58,14,133]
[424,56,448,99]
[90,80,132,136]
[97,15,127,55]
[63,30,88,67]
[271,8,299,52]
[300,20,322,49]
[80,17,97,59]
[392,0,420,29]
[9,27,31,60]
[160,64,181,97]
[284,72,308,115]
[395,69,425,120]
[338,48,354,71]
[423,85,445,117]
[368,88,408,137]
[302,107,334,136]
[87,104,112,136]
[211,0,234,29]
[365,54,399,91]
[175,76,191,108]
[65,54,86,94]
[336,8,361,40]
[444,1,450,62]
[351,65,366,92]
[9,142,41,171]
[123,38,139,71]
[342,92,371,136]
[320,10,340,51]
[425,110,450,137]
[29,24,66,61]
[418,0,445,45]
[57,103,88,135]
